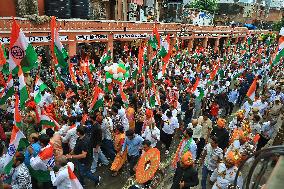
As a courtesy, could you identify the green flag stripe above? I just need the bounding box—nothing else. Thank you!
[4,138,29,174]
[21,44,38,73]
[54,45,68,68]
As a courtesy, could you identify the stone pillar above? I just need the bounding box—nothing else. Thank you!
[68,34,77,56]
[214,37,220,53]
[203,37,208,48]
[107,33,114,60]
[224,37,229,47]
[188,37,194,52]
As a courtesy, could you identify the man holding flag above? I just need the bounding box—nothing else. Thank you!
[49,156,83,189]
[3,152,32,189]
[66,126,101,187]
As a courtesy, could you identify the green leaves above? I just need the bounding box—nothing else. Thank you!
[189,0,219,13]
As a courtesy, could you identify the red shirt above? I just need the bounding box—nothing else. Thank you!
[210,103,219,116]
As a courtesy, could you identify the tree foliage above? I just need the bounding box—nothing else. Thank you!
[188,0,219,13]
[272,18,284,32]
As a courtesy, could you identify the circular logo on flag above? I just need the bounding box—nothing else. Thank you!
[11,46,24,59]
[47,156,55,168]
[8,144,16,156]
[34,85,39,92]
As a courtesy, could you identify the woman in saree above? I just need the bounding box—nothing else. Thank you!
[110,126,127,176]
[126,102,136,131]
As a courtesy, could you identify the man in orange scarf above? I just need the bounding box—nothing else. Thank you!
[171,151,199,189]
[210,118,230,150]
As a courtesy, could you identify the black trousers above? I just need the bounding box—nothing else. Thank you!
[257,134,270,151]
[161,130,174,150]
[101,139,116,161]
[237,94,245,106]
[195,138,206,160]
[135,122,143,135]
[127,155,140,176]
[227,102,235,115]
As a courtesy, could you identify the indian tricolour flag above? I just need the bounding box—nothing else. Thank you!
[100,50,111,64]
[34,76,48,104]
[50,16,68,70]
[160,34,171,74]
[272,34,284,67]
[3,125,27,174]
[0,73,14,105]
[209,65,219,81]
[189,77,205,100]
[14,93,22,127]
[247,78,257,101]
[189,77,200,94]
[69,63,79,85]
[159,34,170,58]
[68,165,83,189]
[89,86,104,111]
[18,67,29,109]
[40,110,60,130]
[149,26,161,50]
[31,143,55,170]
[8,19,38,75]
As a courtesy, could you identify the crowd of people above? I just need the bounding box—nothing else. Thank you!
[0,30,283,189]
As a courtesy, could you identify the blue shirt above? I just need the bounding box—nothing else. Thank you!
[122,135,144,157]
[24,142,41,166]
[228,90,239,104]
[261,122,275,139]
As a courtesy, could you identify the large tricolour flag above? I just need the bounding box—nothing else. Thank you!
[89,86,104,111]
[40,110,60,130]
[0,73,14,105]
[8,19,38,74]
[30,143,55,171]
[18,67,29,109]
[160,34,172,74]
[149,26,161,50]
[3,125,27,173]
[272,35,284,67]
[34,76,48,104]
[247,78,257,101]
[50,16,68,71]
[68,165,83,189]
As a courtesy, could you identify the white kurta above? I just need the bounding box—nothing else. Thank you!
[142,126,160,147]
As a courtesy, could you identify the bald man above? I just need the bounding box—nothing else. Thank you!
[188,119,203,160]
[49,156,75,189]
